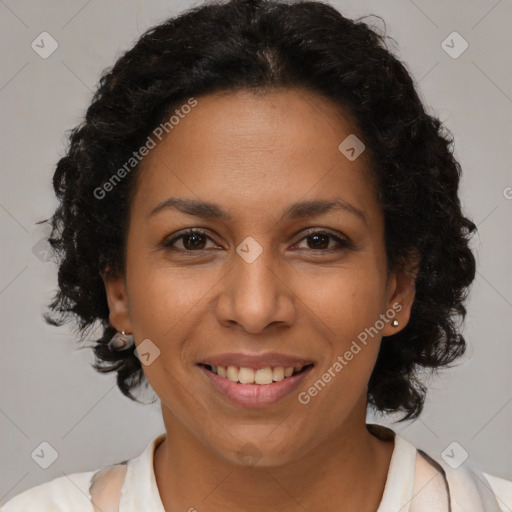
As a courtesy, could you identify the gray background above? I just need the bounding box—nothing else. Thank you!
[1,0,511,505]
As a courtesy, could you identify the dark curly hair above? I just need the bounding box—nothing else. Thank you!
[42,0,476,420]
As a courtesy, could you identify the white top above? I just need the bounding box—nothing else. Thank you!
[2,428,511,512]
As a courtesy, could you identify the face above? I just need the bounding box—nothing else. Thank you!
[104,88,416,466]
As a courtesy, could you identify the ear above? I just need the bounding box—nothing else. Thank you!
[381,253,419,337]
[101,270,132,334]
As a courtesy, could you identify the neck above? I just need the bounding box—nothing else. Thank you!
[154,401,394,512]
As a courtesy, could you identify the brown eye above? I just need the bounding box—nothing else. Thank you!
[306,232,330,250]
[292,230,351,252]
[181,233,208,250]
[163,228,216,251]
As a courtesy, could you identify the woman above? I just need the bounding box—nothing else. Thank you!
[3,0,511,510]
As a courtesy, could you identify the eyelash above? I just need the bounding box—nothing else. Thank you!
[162,227,352,254]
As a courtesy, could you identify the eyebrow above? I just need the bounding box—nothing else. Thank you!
[149,197,367,224]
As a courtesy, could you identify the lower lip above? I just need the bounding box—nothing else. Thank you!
[198,365,314,408]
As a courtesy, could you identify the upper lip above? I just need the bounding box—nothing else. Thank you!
[199,352,314,370]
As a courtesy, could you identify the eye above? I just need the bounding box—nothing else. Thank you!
[291,229,351,252]
[162,228,217,251]
[162,228,352,254]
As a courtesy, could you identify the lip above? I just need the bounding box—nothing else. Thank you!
[199,352,314,370]
[198,363,314,408]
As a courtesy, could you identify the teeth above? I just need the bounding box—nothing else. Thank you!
[210,365,301,385]
[226,365,239,382]
[238,367,255,384]
[255,367,273,385]
[272,366,285,381]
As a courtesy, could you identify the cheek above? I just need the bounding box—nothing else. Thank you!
[298,264,387,340]
[295,273,385,424]
[125,241,209,332]
[124,262,210,406]
[123,254,215,391]
[294,267,386,396]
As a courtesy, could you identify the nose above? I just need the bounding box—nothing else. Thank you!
[215,248,297,334]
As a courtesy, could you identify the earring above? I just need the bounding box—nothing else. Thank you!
[108,330,134,351]
[391,319,399,327]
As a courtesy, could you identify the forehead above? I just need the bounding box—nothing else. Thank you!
[132,88,378,223]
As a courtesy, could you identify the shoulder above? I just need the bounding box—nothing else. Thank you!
[0,434,165,512]
[483,473,512,512]
[1,470,97,512]
[410,444,512,512]
[1,464,130,512]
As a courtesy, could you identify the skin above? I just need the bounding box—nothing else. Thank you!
[103,88,417,511]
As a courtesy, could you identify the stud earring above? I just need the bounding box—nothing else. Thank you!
[108,330,134,351]
[391,319,399,327]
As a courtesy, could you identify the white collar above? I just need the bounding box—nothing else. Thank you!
[118,430,419,512]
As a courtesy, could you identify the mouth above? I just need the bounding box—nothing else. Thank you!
[198,363,314,385]
[197,358,315,408]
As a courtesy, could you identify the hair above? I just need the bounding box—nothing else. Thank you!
[43,0,476,420]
